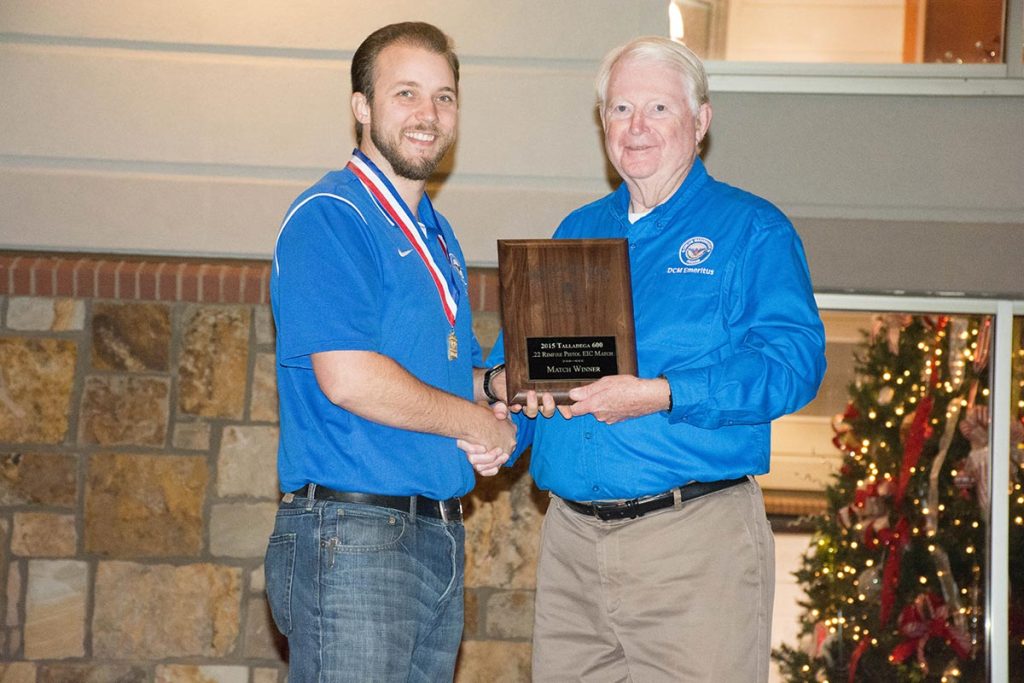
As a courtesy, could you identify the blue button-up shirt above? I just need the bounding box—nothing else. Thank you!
[490,159,826,501]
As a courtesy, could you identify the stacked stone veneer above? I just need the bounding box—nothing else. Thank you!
[0,252,541,683]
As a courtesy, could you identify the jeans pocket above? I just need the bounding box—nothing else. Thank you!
[264,532,296,635]
[335,506,407,552]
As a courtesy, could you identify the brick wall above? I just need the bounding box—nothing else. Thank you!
[0,250,540,682]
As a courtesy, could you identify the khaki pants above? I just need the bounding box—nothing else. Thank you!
[532,478,774,683]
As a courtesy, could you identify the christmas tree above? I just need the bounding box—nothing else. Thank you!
[773,314,1024,682]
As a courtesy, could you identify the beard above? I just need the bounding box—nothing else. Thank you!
[370,122,454,181]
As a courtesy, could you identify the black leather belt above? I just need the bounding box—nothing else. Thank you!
[562,477,748,521]
[289,484,463,522]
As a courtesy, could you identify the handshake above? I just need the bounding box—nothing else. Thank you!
[457,399,518,477]
[459,364,673,477]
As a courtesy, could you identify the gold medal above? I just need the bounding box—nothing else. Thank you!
[447,330,458,361]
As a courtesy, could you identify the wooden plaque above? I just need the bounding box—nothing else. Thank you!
[497,238,637,404]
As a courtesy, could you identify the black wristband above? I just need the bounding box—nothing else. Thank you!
[483,364,505,403]
[660,374,673,413]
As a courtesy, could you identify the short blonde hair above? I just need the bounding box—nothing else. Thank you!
[596,37,709,116]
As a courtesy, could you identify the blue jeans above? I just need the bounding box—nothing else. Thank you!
[264,496,465,682]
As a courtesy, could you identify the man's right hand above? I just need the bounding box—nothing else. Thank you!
[487,412,517,455]
[463,408,516,456]
[313,350,523,464]
[459,408,516,476]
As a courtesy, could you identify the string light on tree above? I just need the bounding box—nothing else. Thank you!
[773,314,1024,681]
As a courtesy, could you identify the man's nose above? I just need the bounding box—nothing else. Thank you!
[416,99,439,122]
[629,111,646,134]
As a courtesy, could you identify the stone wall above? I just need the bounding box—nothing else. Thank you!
[0,251,541,682]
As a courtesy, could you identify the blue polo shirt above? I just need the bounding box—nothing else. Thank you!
[490,158,826,501]
[272,155,480,499]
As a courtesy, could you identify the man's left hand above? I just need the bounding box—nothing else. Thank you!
[567,375,670,424]
[458,441,510,476]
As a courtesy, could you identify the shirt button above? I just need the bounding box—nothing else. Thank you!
[593,486,600,492]
[584,432,592,440]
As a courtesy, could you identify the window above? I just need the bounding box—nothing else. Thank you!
[669,0,1024,94]
[765,295,1024,681]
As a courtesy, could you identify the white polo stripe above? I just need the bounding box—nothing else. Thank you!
[273,193,368,274]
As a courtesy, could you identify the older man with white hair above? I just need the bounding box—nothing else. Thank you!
[485,37,826,682]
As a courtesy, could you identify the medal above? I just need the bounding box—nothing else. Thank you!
[448,329,458,360]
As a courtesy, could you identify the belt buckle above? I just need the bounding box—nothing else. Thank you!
[622,498,641,520]
[595,498,640,521]
[440,498,462,523]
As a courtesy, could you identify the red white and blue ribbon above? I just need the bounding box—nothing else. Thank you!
[347,151,458,328]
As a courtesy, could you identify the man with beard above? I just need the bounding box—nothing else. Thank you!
[265,22,516,682]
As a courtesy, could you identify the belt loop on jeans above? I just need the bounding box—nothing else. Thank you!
[305,483,317,511]
[672,487,683,511]
[409,495,417,520]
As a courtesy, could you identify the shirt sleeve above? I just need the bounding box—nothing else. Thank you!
[662,215,826,428]
[487,331,507,366]
[273,195,382,367]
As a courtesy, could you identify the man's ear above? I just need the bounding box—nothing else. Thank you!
[352,92,371,126]
[695,103,712,145]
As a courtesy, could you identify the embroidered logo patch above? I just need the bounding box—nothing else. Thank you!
[679,237,714,266]
[449,253,468,286]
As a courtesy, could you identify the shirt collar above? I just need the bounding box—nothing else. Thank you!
[611,157,710,230]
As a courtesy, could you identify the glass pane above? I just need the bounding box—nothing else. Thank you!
[1011,315,1024,679]
[771,311,996,681]
[671,0,1007,64]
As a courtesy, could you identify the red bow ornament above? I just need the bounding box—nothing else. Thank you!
[890,593,971,669]
[831,402,861,454]
[838,480,892,532]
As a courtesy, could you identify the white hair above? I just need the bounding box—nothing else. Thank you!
[595,37,709,115]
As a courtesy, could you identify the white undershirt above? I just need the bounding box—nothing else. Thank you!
[628,208,653,224]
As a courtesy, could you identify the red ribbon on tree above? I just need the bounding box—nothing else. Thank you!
[848,638,870,683]
[865,516,911,624]
[889,593,971,668]
[896,317,946,503]
[848,316,953,681]
[895,395,934,505]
